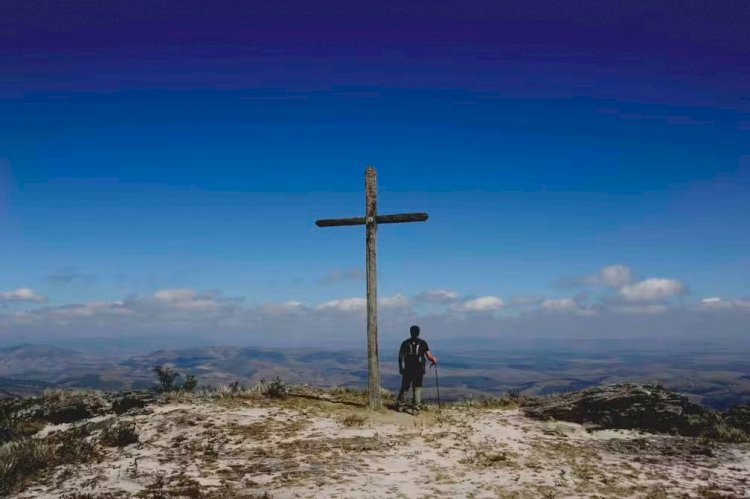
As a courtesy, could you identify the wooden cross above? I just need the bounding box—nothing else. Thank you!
[316,166,429,409]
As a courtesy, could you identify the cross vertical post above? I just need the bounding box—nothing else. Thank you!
[365,167,380,409]
[315,166,429,410]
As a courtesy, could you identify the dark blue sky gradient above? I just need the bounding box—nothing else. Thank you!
[0,1,748,347]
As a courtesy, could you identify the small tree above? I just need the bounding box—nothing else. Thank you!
[261,376,289,399]
[182,375,197,392]
[153,365,180,392]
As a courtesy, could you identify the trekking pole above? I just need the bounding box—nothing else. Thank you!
[432,363,441,413]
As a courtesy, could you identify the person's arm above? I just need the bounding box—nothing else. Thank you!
[398,342,406,373]
[426,350,438,366]
[422,340,437,366]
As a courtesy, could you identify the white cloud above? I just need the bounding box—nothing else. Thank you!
[619,278,686,302]
[613,304,669,314]
[2,287,750,348]
[0,288,47,303]
[314,294,409,312]
[261,301,305,314]
[700,297,750,311]
[583,265,633,288]
[152,288,223,311]
[381,294,410,309]
[541,298,578,311]
[154,288,199,302]
[51,301,134,318]
[415,289,459,304]
[510,295,545,306]
[700,297,730,309]
[599,265,634,288]
[455,296,504,312]
[315,297,366,312]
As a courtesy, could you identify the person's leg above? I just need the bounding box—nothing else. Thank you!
[396,373,411,409]
[404,368,417,406]
[413,370,424,408]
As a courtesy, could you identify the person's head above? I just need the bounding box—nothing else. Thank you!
[410,325,420,338]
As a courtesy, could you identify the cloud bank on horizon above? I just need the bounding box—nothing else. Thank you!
[1,264,748,349]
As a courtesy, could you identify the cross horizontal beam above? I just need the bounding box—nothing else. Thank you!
[315,212,429,227]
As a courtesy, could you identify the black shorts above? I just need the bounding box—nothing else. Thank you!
[400,367,424,389]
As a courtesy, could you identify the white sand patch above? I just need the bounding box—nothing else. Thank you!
[33,414,115,439]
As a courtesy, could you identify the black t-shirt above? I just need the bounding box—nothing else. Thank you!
[399,338,430,370]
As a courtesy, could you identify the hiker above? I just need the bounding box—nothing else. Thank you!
[397,325,438,413]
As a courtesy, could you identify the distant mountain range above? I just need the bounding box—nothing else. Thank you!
[1,343,749,408]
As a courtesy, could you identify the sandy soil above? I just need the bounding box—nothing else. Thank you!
[16,395,750,498]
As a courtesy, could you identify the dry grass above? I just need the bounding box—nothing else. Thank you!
[4,385,750,498]
[460,449,518,468]
[100,421,139,447]
[0,425,101,495]
[341,414,367,427]
[225,415,308,442]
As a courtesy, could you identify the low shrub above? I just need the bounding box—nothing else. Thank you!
[261,377,289,399]
[183,375,198,392]
[39,389,110,424]
[112,391,154,415]
[0,439,57,494]
[1,398,46,444]
[0,425,100,495]
[101,421,139,447]
[479,397,517,409]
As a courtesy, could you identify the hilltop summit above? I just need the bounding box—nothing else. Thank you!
[2,384,749,498]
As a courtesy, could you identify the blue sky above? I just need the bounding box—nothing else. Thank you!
[0,1,748,349]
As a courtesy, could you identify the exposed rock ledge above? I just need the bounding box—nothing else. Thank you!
[523,383,748,441]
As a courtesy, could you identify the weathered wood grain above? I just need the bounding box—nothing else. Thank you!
[316,213,428,227]
[375,213,429,224]
[365,166,381,410]
[315,217,367,227]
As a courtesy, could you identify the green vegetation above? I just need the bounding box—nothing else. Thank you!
[524,383,750,443]
[0,425,100,495]
[183,374,198,392]
[1,398,45,443]
[260,376,290,399]
[101,420,139,447]
[448,390,530,410]
[153,365,181,392]
[153,365,201,393]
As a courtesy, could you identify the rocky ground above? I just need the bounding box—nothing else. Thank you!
[2,385,750,498]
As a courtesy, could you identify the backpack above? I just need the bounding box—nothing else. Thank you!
[403,339,424,369]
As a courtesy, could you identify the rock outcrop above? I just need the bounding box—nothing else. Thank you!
[523,383,748,441]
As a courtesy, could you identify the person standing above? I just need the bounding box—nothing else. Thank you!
[396,325,438,413]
